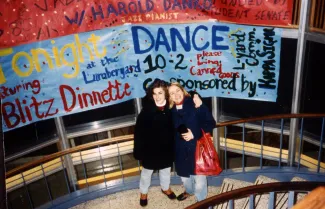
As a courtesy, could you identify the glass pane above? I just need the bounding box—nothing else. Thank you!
[62,100,135,127]
[4,119,57,157]
[7,187,32,209]
[225,125,289,150]
[47,170,70,200]
[27,179,51,208]
[121,153,140,177]
[111,126,135,137]
[5,144,59,171]
[301,41,325,135]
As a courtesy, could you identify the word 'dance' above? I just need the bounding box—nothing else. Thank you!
[131,25,230,54]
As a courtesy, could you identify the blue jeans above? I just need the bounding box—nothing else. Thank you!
[181,175,207,201]
[139,167,171,194]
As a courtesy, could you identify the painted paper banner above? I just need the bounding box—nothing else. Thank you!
[0,0,292,48]
[0,22,281,132]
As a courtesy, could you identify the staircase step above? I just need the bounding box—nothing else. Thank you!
[291,177,306,182]
[275,177,307,209]
[241,175,279,209]
[291,177,307,204]
[215,178,254,209]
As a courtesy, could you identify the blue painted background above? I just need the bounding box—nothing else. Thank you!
[0,22,282,131]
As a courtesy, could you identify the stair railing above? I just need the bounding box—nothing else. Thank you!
[5,113,325,208]
[185,181,325,209]
[5,135,136,209]
[217,113,325,173]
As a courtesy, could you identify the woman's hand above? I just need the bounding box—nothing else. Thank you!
[193,94,202,108]
[181,129,194,141]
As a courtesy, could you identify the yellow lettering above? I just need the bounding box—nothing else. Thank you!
[12,52,34,77]
[31,48,54,72]
[75,34,94,62]
[51,40,62,67]
[60,43,79,79]
[0,48,14,56]
[0,48,14,84]
[0,65,6,85]
[88,34,107,58]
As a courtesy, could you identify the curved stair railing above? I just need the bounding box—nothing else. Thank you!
[5,114,325,209]
[185,182,325,209]
[217,113,325,173]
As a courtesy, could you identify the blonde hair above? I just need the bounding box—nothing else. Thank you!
[168,82,190,108]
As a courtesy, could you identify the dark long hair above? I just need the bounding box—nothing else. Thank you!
[146,79,169,101]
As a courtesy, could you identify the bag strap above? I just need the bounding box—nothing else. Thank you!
[200,129,214,158]
[201,129,206,136]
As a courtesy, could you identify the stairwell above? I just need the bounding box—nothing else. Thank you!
[69,175,307,209]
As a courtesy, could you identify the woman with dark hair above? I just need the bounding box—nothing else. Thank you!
[133,79,176,207]
[168,82,216,202]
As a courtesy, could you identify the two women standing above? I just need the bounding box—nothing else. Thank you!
[134,79,216,206]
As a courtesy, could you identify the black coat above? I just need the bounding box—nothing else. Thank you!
[133,97,174,170]
[171,97,216,177]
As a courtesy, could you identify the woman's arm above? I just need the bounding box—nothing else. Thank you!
[189,91,203,108]
[197,104,216,134]
[189,91,216,133]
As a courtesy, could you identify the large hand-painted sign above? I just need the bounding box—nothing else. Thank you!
[0,22,281,132]
[0,0,291,48]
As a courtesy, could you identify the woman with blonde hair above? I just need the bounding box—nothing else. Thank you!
[168,82,216,202]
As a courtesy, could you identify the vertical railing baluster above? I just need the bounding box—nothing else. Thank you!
[97,145,107,188]
[79,151,89,190]
[116,142,125,183]
[249,194,255,209]
[288,191,295,208]
[229,199,234,209]
[268,192,275,209]
[317,117,325,173]
[298,118,304,170]
[279,119,284,168]
[242,123,245,172]
[260,120,264,170]
[172,162,176,177]
[60,156,71,193]
[224,126,228,171]
[40,164,53,204]
[137,160,142,175]
[21,174,34,209]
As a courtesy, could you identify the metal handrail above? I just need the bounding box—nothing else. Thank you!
[6,113,325,179]
[5,135,134,178]
[4,113,325,209]
[216,113,325,127]
[185,182,325,209]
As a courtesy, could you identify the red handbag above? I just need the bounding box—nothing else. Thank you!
[195,130,223,176]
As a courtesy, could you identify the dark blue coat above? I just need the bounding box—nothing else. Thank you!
[171,97,216,177]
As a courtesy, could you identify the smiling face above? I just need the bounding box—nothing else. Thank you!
[168,85,184,104]
[152,87,166,106]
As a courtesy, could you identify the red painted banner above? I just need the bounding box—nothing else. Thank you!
[0,0,293,48]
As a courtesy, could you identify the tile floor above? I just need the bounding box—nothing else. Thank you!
[70,185,220,209]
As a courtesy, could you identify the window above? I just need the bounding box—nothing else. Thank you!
[4,119,57,157]
[63,100,136,127]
